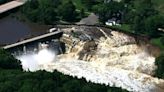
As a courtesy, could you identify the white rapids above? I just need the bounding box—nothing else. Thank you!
[16,29,164,92]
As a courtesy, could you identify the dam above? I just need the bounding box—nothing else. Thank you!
[0,0,25,14]
[4,25,164,92]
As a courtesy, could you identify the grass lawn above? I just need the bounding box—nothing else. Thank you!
[111,24,133,33]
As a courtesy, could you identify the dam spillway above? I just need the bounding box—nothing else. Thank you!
[14,26,164,92]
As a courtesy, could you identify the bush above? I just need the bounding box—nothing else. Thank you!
[155,53,164,78]
[0,49,21,69]
[160,37,164,45]
[0,70,129,92]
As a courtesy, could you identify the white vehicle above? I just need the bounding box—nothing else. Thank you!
[49,28,57,32]
[105,20,121,26]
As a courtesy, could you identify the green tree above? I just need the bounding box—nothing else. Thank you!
[93,1,124,23]
[133,0,157,18]
[80,8,85,18]
[155,53,164,79]
[22,0,60,24]
[58,0,77,22]
[81,0,97,10]
[161,37,164,45]
[122,0,132,4]
[144,15,164,37]
[0,49,21,69]
[92,4,110,23]
[124,0,159,35]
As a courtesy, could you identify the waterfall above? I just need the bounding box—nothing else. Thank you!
[15,28,164,92]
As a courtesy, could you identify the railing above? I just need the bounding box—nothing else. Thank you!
[0,0,25,14]
[3,30,62,49]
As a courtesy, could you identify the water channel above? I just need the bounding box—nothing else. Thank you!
[0,15,51,45]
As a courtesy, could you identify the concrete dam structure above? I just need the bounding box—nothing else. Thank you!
[6,26,164,92]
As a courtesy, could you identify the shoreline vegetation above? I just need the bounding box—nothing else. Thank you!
[20,0,164,50]
[1,0,163,46]
[0,0,164,91]
[0,49,128,92]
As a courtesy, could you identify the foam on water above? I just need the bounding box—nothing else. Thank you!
[16,49,56,71]
[15,29,164,92]
[16,48,164,92]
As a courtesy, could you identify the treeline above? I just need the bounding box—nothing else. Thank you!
[0,49,21,69]
[21,0,85,24]
[21,0,164,38]
[154,53,164,79]
[0,49,128,92]
[0,70,129,92]
[82,0,164,38]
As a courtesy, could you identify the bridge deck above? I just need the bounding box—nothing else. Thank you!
[3,31,62,49]
[0,1,24,14]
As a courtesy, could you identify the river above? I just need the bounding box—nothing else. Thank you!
[0,15,51,45]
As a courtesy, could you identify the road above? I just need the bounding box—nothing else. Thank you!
[3,30,62,49]
[0,0,25,14]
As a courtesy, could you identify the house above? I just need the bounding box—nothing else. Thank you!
[104,0,121,3]
[105,18,121,26]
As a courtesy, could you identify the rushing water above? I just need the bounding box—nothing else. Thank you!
[17,48,56,71]
[16,28,164,92]
[16,46,164,92]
